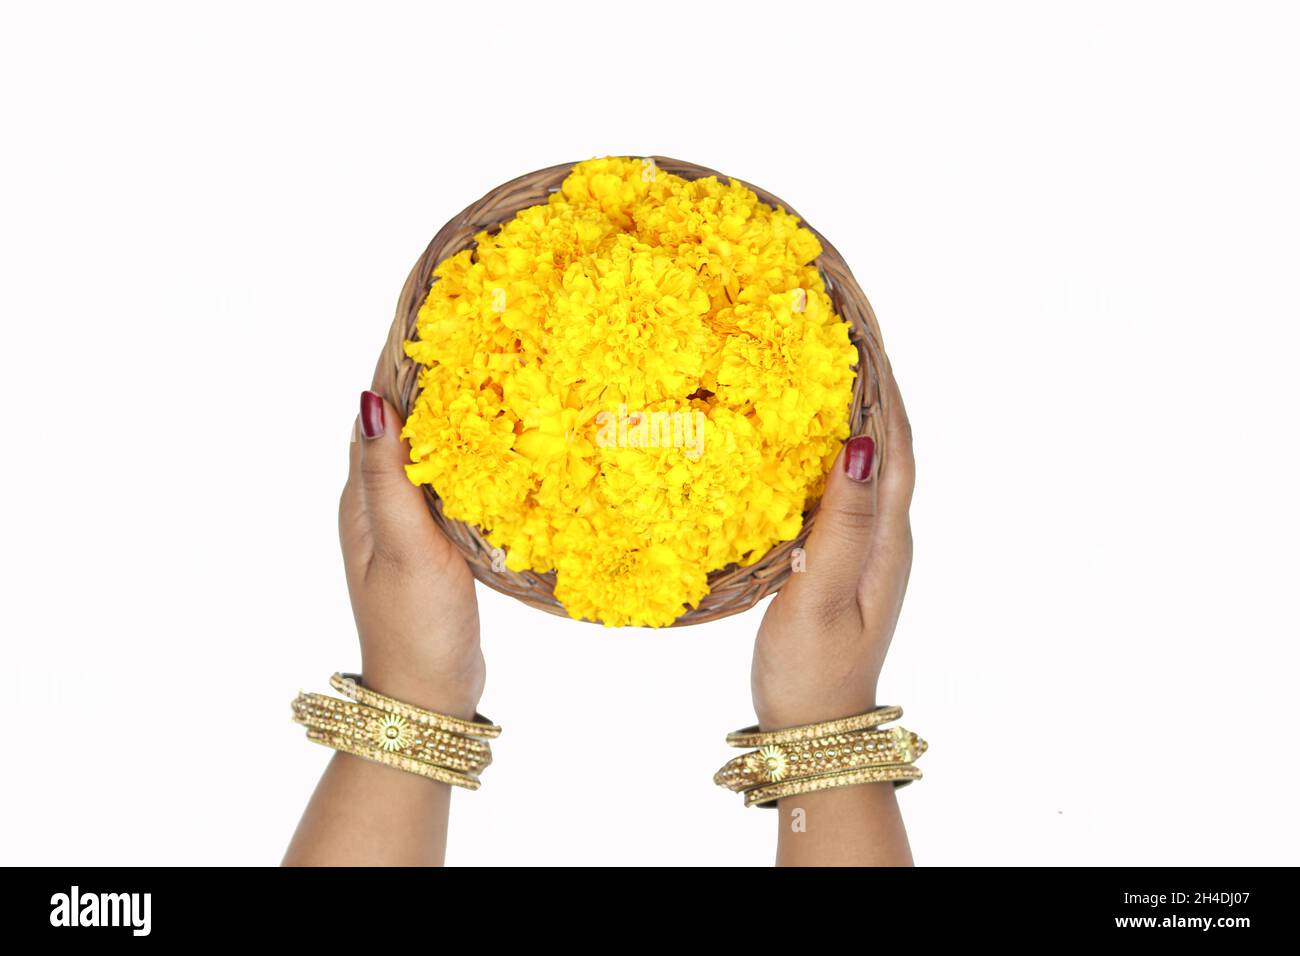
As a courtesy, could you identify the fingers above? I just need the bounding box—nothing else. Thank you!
[778,434,878,622]
[339,416,368,569]
[871,367,916,557]
[776,365,915,625]
[353,389,441,568]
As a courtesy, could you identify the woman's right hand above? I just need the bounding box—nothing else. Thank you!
[751,370,915,730]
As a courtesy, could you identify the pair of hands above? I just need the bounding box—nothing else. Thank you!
[341,374,914,729]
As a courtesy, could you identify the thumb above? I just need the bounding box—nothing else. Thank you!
[783,435,878,615]
[356,389,441,562]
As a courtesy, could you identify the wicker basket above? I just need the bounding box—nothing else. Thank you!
[375,157,889,626]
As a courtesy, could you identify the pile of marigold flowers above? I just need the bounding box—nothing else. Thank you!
[402,157,858,627]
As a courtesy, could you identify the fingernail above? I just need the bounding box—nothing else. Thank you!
[360,391,385,440]
[844,435,875,482]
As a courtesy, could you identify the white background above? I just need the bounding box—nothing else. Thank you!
[2,1,1297,866]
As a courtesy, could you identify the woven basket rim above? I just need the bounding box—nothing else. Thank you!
[375,156,889,627]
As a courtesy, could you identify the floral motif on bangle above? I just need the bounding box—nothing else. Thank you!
[892,726,915,762]
[758,744,788,782]
[374,714,411,752]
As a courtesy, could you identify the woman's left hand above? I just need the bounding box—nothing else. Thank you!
[339,390,485,719]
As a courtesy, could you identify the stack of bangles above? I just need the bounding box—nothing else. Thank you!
[290,673,501,790]
[291,680,925,805]
[713,706,928,807]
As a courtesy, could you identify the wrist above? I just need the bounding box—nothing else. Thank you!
[359,657,482,721]
[756,688,878,731]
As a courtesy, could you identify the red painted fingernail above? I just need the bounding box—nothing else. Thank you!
[844,435,875,482]
[360,391,386,440]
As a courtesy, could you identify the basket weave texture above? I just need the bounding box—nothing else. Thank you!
[375,157,889,626]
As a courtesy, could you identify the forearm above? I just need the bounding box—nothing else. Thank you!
[283,752,451,866]
[283,660,478,868]
[774,782,912,867]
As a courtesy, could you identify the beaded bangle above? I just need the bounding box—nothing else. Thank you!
[331,673,501,739]
[293,692,492,758]
[724,706,903,748]
[715,706,928,808]
[292,693,492,775]
[292,674,501,789]
[302,729,482,789]
[713,725,927,793]
[741,765,923,808]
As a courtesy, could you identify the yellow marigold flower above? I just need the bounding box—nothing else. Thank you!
[402,157,858,627]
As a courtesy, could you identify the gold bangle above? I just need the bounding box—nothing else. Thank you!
[724,706,904,748]
[292,692,492,775]
[713,725,927,793]
[741,765,923,808]
[331,673,501,739]
[292,673,501,789]
[715,706,928,808]
[293,692,492,759]
[302,728,482,790]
